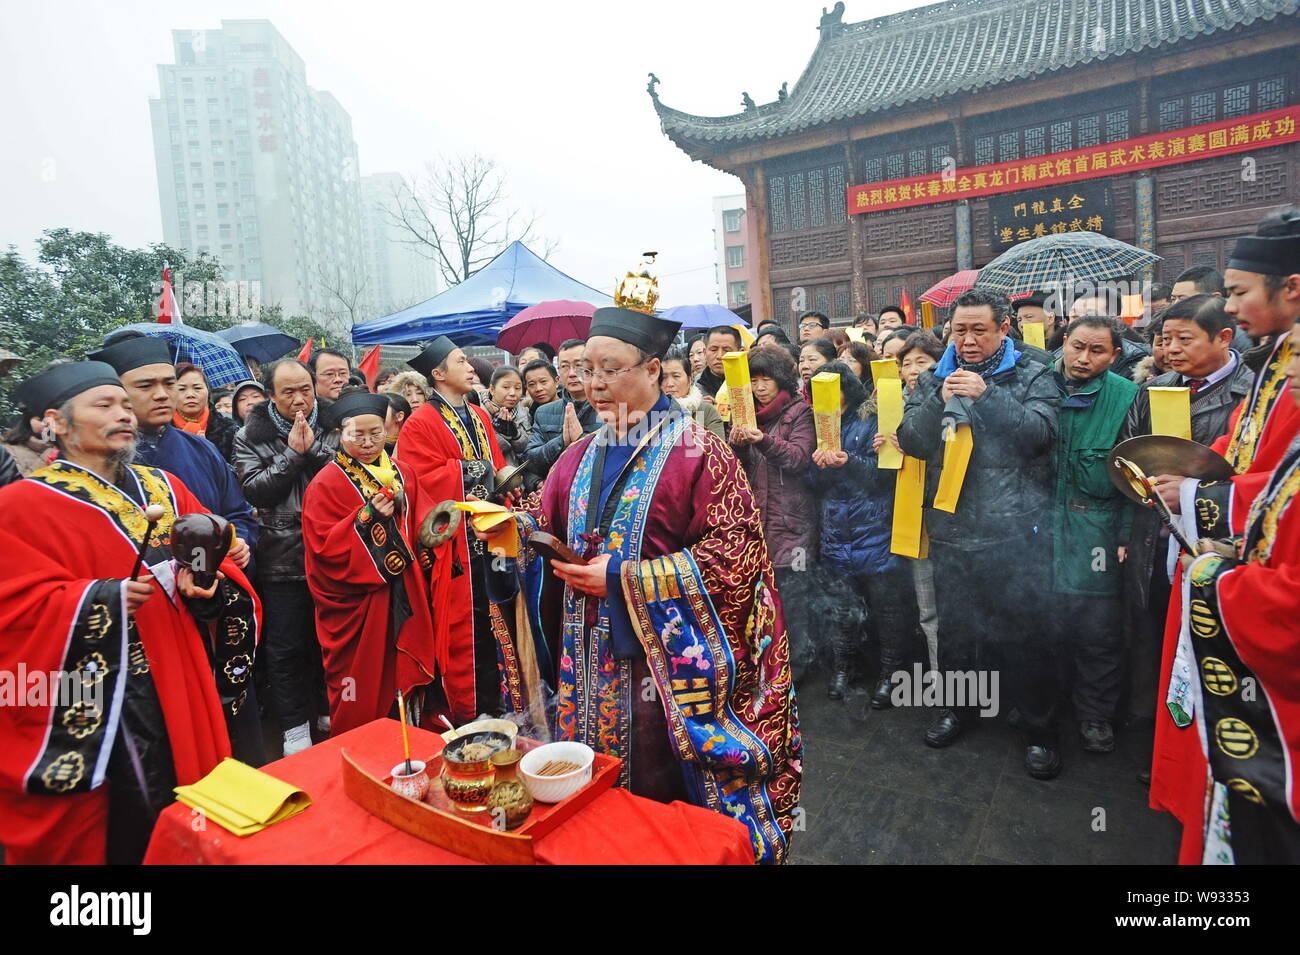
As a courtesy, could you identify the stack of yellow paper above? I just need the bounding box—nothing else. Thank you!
[723,351,756,430]
[920,301,936,330]
[810,372,842,452]
[875,378,904,470]
[1021,322,1046,350]
[870,358,900,388]
[454,500,518,556]
[1148,386,1192,439]
[173,758,311,837]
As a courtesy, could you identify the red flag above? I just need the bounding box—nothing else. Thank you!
[900,288,915,325]
[359,346,381,391]
[157,265,183,325]
[297,337,313,362]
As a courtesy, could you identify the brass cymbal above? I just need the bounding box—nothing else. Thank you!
[1106,435,1233,505]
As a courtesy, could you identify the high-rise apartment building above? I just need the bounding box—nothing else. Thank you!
[359,173,439,319]
[149,19,366,334]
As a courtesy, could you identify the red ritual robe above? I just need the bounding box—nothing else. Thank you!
[1152,331,1300,861]
[0,461,260,864]
[393,394,506,722]
[302,451,439,735]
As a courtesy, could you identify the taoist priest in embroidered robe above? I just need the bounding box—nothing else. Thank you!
[1172,315,1300,864]
[303,392,438,736]
[393,337,509,722]
[0,362,260,864]
[1148,209,1300,863]
[477,307,802,865]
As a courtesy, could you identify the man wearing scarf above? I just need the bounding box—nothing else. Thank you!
[393,337,509,723]
[233,357,339,757]
[302,393,439,735]
[477,302,802,865]
[898,286,1065,777]
[0,362,260,863]
[1149,208,1300,863]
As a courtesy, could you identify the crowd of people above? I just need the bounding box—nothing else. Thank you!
[1,206,1297,866]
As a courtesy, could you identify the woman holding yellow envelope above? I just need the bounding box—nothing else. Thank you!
[808,362,919,707]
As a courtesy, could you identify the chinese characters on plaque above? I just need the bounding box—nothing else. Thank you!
[988,182,1113,250]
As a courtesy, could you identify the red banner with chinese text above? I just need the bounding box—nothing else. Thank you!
[847,106,1300,215]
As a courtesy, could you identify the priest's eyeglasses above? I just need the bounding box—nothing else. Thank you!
[575,360,647,384]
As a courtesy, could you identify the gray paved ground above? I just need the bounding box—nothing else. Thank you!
[789,672,1182,864]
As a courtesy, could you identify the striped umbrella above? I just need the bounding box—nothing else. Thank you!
[115,323,251,387]
[920,270,981,307]
[977,231,1160,293]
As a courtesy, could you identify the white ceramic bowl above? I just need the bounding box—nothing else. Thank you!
[440,718,519,746]
[518,741,595,803]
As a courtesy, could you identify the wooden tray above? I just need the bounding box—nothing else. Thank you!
[340,738,621,865]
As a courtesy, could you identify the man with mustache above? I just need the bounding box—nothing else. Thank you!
[0,361,260,864]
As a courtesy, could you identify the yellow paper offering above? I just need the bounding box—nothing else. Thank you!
[810,372,842,453]
[723,351,756,430]
[1149,386,1192,440]
[1021,322,1046,350]
[845,327,865,343]
[891,455,928,558]
[174,758,311,837]
[870,358,900,387]
[920,301,936,330]
[875,378,904,470]
[933,422,974,512]
[1121,293,1146,323]
[455,501,518,556]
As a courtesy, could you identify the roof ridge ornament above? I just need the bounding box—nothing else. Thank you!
[646,72,660,102]
[819,1,846,37]
[777,81,789,103]
[741,92,757,112]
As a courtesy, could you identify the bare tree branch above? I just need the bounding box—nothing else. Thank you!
[381,153,554,288]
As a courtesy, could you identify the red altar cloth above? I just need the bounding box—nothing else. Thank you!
[143,718,754,865]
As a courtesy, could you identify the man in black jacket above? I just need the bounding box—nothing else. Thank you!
[1119,294,1252,736]
[233,358,339,757]
[898,287,1066,778]
[525,338,600,478]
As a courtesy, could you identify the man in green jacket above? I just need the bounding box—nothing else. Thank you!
[1051,315,1139,755]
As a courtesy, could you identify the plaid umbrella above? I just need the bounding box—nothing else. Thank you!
[977,231,1160,293]
[117,322,251,387]
[920,270,980,307]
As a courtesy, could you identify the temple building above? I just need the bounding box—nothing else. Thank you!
[651,0,1300,331]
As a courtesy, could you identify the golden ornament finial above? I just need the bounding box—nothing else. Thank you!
[614,252,660,314]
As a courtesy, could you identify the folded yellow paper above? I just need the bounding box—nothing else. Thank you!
[1021,322,1046,350]
[723,352,756,430]
[891,454,928,558]
[174,757,311,837]
[933,422,974,513]
[845,327,865,343]
[454,501,519,556]
[810,372,841,452]
[875,378,904,470]
[870,359,899,387]
[1149,386,1192,440]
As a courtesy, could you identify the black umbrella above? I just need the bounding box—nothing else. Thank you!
[217,323,301,365]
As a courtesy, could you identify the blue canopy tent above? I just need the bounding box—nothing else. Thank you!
[351,241,613,347]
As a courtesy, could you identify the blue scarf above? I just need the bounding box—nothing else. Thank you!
[933,337,1019,380]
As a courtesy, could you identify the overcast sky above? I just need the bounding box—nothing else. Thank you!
[0,0,918,309]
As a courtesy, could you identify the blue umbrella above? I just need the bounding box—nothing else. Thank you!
[217,323,301,365]
[116,323,251,388]
[658,303,748,332]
